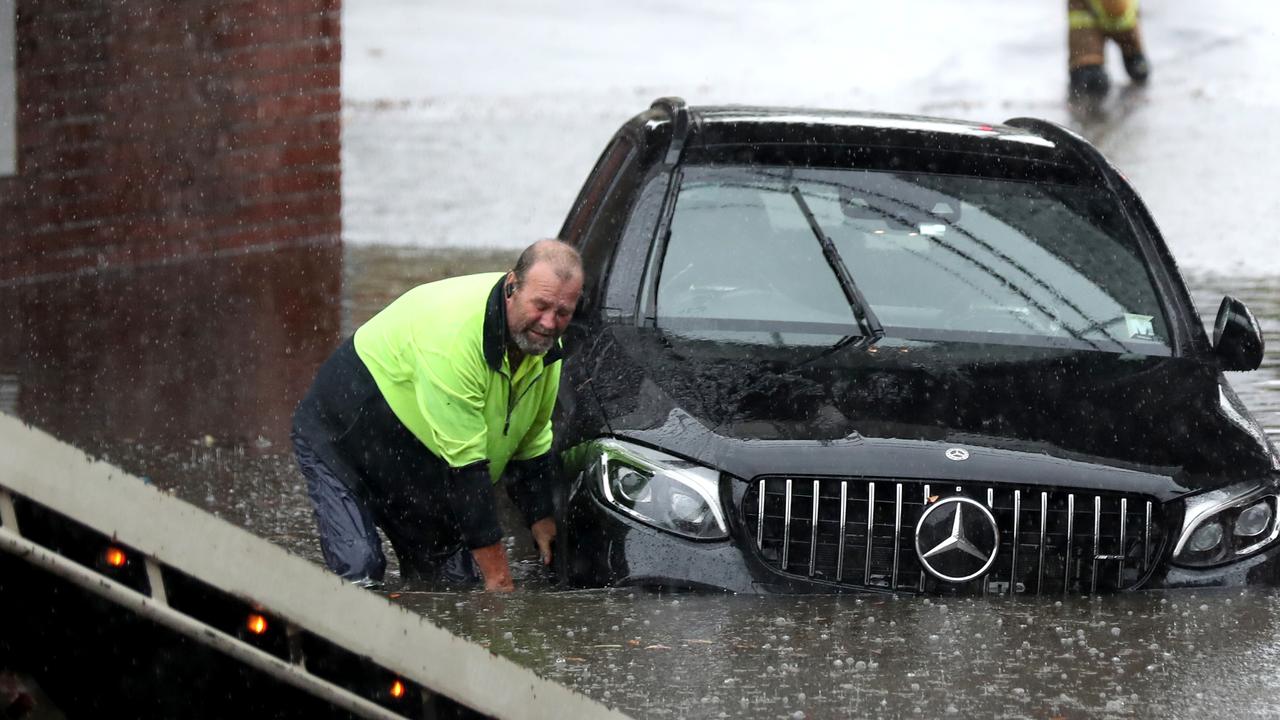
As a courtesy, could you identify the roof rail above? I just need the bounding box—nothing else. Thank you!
[651,96,690,166]
[1003,117,1114,180]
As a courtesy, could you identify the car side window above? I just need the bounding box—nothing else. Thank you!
[561,137,635,248]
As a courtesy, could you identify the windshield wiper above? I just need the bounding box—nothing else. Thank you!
[789,186,884,341]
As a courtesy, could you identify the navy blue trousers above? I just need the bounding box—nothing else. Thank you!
[292,428,388,581]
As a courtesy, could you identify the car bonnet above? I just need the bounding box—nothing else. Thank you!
[580,326,1277,492]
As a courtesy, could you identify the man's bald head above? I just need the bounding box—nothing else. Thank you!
[513,238,582,285]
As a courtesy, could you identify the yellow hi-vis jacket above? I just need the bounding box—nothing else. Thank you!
[1069,0,1139,34]
[353,272,562,484]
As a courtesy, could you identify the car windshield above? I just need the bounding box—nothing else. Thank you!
[652,165,1172,354]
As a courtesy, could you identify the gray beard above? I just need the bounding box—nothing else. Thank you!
[512,330,554,356]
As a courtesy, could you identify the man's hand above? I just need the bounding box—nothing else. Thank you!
[470,542,514,592]
[531,517,557,566]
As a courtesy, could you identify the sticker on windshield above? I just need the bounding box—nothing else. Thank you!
[1124,313,1157,340]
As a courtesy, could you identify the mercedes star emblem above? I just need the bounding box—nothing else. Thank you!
[945,447,969,461]
[914,496,999,583]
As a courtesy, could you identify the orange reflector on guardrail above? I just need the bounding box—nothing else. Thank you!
[246,613,268,635]
[103,547,127,568]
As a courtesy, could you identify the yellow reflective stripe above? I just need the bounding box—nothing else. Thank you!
[1069,9,1098,29]
[1086,0,1138,32]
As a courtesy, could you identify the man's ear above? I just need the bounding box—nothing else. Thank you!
[504,271,517,297]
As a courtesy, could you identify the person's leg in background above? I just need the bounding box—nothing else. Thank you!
[1097,0,1150,84]
[1068,0,1111,98]
[1068,0,1149,98]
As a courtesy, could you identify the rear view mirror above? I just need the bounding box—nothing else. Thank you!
[929,201,961,222]
[840,188,961,230]
[1212,296,1264,371]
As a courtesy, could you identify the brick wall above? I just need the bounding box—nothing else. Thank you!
[0,0,343,448]
[0,0,341,282]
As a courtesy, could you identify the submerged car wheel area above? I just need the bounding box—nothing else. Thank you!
[551,98,1279,596]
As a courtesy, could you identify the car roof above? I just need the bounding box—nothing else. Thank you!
[695,105,1041,132]
[694,105,1054,148]
[644,103,1086,183]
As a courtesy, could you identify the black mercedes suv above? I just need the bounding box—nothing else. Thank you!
[550,97,1275,595]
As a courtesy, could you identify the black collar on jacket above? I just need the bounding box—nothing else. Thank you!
[483,276,564,373]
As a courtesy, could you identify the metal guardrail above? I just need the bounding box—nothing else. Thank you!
[0,412,628,720]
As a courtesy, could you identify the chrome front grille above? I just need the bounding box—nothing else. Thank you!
[742,477,1168,595]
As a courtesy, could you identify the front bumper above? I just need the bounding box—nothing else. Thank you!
[563,483,896,594]
[1151,541,1280,589]
[562,480,1280,595]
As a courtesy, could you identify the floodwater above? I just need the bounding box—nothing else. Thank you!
[382,258,1280,720]
[4,3,1280,716]
[3,243,1276,719]
[399,587,1280,720]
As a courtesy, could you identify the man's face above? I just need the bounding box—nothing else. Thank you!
[505,263,582,356]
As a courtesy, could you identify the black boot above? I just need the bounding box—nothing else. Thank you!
[400,543,482,587]
[1123,53,1151,84]
[437,545,481,585]
[1069,64,1110,99]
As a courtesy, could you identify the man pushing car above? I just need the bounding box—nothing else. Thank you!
[291,238,583,592]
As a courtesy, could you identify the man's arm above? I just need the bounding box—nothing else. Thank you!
[508,364,563,565]
[505,453,558,566]
[411,333,514,590]
[445,460,512,591]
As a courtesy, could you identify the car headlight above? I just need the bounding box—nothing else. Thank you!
[1172,481,1280,567]
[591,438,728,540]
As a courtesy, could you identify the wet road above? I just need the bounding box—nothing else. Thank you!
[384,257,1280,720]
[43,255,1275,720]
[398,587,1280,719]
[254,5,1280,702]
[57,246,1277,719]
[4,1,1280,717]
[342,0,1280,278]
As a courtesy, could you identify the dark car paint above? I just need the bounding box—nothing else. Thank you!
[571,326,1273,493]
[552,102,1279,594]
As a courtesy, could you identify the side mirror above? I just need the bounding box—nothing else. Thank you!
[1212,296,1264,371]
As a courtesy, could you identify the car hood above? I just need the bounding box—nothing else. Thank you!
[579,327,1278,495]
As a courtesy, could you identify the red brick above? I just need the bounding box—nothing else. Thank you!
[2,0,342,282]
[234,191,338,223]
[16,121,104,155]
[243,89,340,121]
[227,115,340,150]
[208,13,334,52]
[219,39,341,73]
[221,138,339,173]
[225,64,341,98]
[219,0,340,19]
